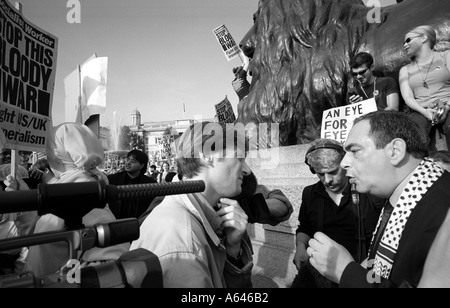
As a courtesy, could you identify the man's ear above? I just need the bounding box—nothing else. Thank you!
[389,138,407,166]
[199,152,214,166]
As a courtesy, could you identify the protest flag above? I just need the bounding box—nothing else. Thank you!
[64,67,82,123]
[80,57,108,123]
[64,55,107,125]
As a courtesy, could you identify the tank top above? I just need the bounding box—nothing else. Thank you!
[408,51,450,107]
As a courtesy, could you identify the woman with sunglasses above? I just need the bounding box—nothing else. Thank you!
[399,25,450,151]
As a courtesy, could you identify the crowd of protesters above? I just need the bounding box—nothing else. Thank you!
[0,24,449,289]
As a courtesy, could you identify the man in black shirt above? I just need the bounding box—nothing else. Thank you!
[348,52,400,111]
[107,149,156,219]
[291,139,383,288]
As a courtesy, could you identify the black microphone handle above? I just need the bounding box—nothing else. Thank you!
[0,180,206,215]
[107,180,206,202]
[0,190,38,213]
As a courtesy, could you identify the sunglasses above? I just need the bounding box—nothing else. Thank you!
[351,67,369,77]
[404,35,422,45]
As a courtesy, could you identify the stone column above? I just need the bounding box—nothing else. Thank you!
[246,144,317,288]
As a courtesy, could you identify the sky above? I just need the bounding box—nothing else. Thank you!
[11,0,397,129]
[12,0,260,129]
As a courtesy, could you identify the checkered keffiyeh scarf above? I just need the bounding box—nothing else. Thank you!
[372,158,444,279]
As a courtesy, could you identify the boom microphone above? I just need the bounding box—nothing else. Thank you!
[0,180,205,227]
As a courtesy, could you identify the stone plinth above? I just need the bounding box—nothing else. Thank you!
[246,144,316,288]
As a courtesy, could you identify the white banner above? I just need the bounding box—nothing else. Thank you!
[64,67,80,123]
[321,98,378,144]
[80,57,107,123]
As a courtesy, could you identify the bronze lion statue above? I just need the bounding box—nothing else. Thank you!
[237,0,450,145]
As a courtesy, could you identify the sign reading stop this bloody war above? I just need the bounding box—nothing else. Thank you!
[215,97,236,124]
[213,24,240,62]
[0,0,58,152]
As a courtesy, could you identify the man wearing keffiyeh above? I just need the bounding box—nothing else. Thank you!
[306,110,450,288]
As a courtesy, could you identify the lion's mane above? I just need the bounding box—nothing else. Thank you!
[238,0,450,145]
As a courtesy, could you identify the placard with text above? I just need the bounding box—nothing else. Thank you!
[320,98,377,144]
[0,0,58,151]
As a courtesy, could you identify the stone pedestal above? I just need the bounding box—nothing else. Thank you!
[246,144,316,288]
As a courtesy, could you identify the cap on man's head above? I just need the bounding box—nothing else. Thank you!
[305,139,345,174]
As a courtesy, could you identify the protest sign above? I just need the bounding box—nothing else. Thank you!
[321,98,377,144]
[157,135,174,159]
[0,0,58,152]
[215,96,236,123]
[212,25,241,61]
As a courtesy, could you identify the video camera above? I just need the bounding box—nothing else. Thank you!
[0,180,205,288]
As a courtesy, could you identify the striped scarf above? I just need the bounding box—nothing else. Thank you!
[371,158,444,279]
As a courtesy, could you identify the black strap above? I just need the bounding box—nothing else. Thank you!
[369,201,394,261]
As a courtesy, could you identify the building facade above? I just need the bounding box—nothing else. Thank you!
[128,109,202,163]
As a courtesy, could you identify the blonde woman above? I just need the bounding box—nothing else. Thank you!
[399,25,450,151]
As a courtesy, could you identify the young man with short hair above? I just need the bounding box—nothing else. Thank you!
[348,52,400,111]
[147,164,159,181]
[107,149,156,219]
[131,121,253,288]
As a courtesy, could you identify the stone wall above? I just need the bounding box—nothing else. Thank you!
[246,144,316,288]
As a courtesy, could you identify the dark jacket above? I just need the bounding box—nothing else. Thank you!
[107,171,157,219]
[297,180,383,261]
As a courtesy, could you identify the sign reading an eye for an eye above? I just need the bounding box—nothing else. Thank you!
[321,98,377,144]
[213,24,241,61]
